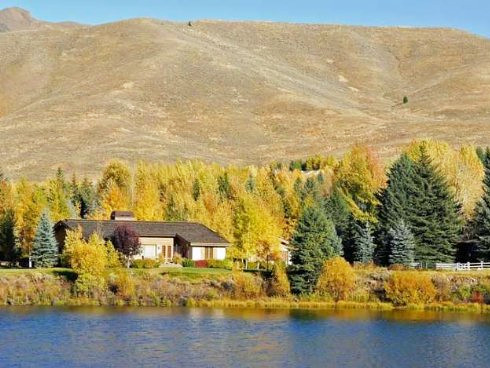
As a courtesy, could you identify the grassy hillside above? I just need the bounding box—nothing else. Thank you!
[0,8,489,178]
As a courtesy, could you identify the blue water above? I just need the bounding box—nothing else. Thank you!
[0,307,489,368]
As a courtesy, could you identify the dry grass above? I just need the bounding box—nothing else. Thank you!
[0,8,489,178]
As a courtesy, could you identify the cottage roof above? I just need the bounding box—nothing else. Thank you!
[55,219,230,246]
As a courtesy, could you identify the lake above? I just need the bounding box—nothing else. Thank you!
[0,307,489,368]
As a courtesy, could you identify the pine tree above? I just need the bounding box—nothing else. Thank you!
[192,178,202,201]
[31,211,58,268]
[376,154,416,264]
[377,148,462,264]
[288,205,342,294]
[0,210,19,263]
[408,148,462,263]
[472,148,490,261]
[245,174,256,193]
[324,189,352,255]
[388,220,415,266]
[351,220,376,264]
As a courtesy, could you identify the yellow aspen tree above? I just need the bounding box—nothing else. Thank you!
[334,145,386,222]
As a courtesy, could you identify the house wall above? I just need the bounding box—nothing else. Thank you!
[134,237,175,262]
[191,246,227,261]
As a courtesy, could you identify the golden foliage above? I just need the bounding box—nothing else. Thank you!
[384,271,437,306]
[334,145,386,222]
[316,257,356,301]
[268,263,291,297]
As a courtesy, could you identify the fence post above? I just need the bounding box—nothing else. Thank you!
[467,262,470,270]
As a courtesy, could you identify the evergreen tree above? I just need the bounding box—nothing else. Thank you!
[0,210,19,263]
[217,172,233,200]
[388,220,415,266]
[245,174,256,193]
[377,148,462,264]
[192,178,202,201]
[476,146,486,163]
[288,205,342,294]
[376,154,416,264]
[31,211,58,268]
[472,148,490,261]
[72,178,98,218]
[351,220,376,264]
[408,148,462,263]
[324,189,352,254]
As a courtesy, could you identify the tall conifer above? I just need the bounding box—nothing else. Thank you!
[377,147,462,264]
[351,220,376,264]
[31,211,58,268]
[472,148,490,261]
[388,220,415,266]
[288,205,342,294]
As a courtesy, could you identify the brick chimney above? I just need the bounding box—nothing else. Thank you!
[110,211,135,221]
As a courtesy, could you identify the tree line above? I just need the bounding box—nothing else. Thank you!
[0,140,489,285]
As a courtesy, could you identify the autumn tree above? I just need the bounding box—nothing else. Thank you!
[232,195,282,266]
[334,145,386,222]
[46,168,73,222]
[112,224,141,267]
[14,180,46,257]
[133,163,162,220]
[97,160,132,218]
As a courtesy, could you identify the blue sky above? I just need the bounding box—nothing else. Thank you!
[3,0,490,37]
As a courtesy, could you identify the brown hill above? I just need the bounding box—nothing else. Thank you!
[0,7,79,32]
[0,8,489,179]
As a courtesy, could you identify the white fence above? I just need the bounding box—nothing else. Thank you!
[435,262,490,271]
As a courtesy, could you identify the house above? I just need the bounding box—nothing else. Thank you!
[54,211,230,262]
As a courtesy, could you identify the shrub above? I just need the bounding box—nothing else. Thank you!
[106,240,122,268]
[172,252,183,265]
[231,271,264,299]
[70,233,108,278]
[431,273,451,302]
[109,270,135,300]
[316,257,356,301]
[195,260,208,268]
[75,273,106,297]
[385,271,437,306]
[131,259,160,269]
[182,259,196,268]
[207,259,233,270]
[267,263,290,297]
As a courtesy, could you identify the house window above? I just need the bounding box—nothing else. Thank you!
[162,245,173,262]
[204,247,214,260]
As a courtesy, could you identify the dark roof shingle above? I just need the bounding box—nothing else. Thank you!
[55,220,230,246]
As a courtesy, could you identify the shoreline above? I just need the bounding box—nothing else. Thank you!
[1,298,489,315]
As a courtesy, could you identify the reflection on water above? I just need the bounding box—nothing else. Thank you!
[0,307,489,368]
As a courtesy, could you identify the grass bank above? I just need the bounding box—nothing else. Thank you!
[0,267,488,314]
